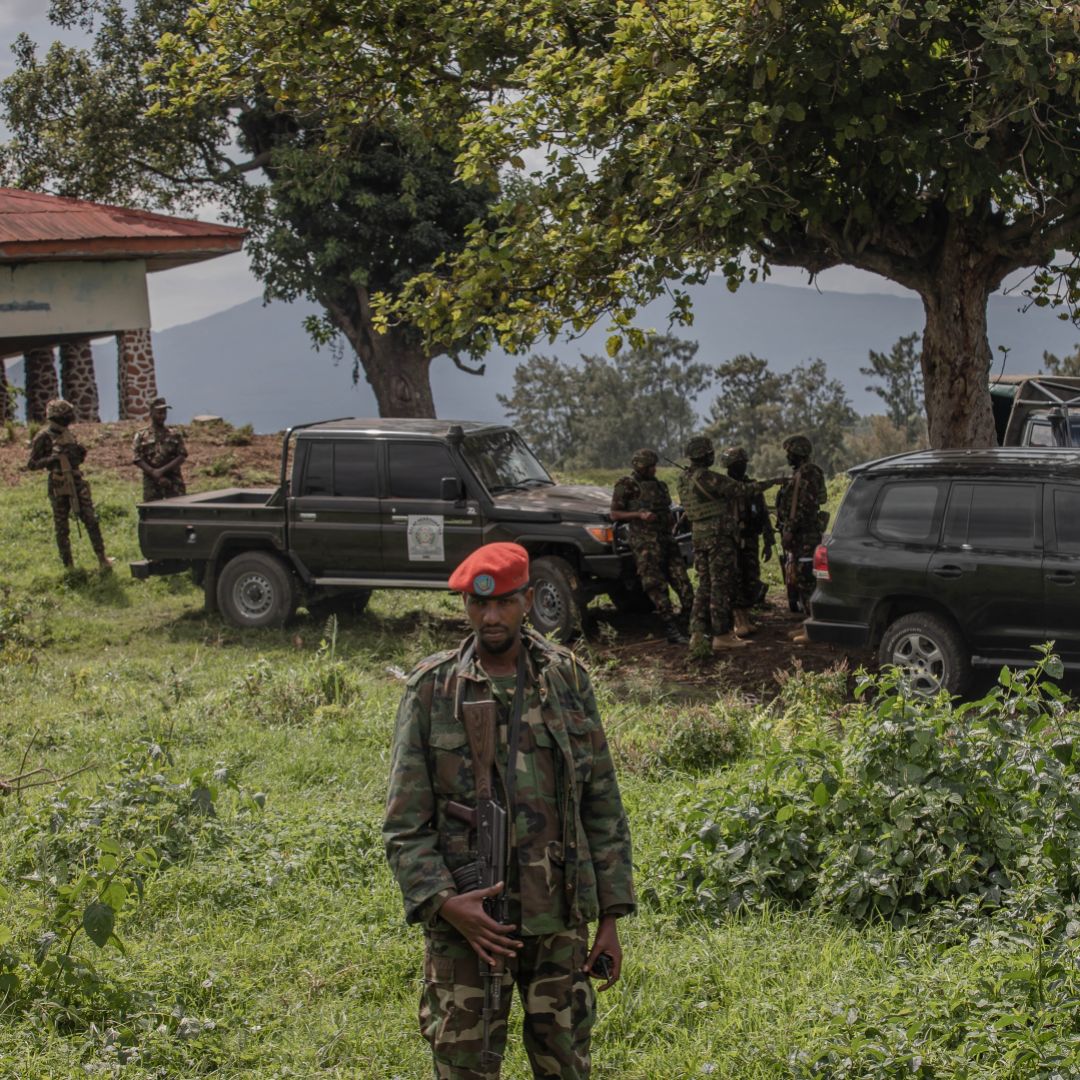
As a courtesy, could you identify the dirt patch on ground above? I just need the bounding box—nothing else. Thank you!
[1,420,864,697]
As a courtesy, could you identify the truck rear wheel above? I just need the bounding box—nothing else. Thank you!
[217,552,297,629]
[529,556,584,641]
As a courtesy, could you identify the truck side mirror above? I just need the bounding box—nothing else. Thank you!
[440,475,464,502]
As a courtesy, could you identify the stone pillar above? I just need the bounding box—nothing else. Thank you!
[60,338,101,422]
[0,360,11,424]
[24,346,60,423]
[116,328,157,420]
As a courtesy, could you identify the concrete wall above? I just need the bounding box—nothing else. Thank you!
[0,259,150,339]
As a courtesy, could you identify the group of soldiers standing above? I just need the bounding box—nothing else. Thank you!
[26,395,187,571]
[611,434,826,651]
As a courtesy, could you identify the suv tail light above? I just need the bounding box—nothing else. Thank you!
[813,544,830,580]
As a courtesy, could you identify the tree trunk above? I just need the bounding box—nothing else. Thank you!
[323,290,438,418]
[917,232,1000,449]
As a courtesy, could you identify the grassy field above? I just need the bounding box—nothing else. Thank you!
[2,462,1079,1078]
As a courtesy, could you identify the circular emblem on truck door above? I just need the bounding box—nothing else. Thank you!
[473,573,496,596]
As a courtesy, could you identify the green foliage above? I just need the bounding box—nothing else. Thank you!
[707,355,857,477]
[498,335,713,467]
[860,333,926,439]
[615,699,750,776]
[202,452,238,478]
[223,423,254,447]
[656,651,1080,924]
[0,737,259,1027]
[1042,344,1080,378]
[0,584,48,661]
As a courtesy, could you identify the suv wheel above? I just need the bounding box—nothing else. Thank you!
[217,552,297,629]
[878,612,970,696]
[529,556,584,641]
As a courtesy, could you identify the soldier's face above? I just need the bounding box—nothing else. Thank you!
[636,463,657,479]
[727,460,748,480]
[465,588,534,654]
[151,406,168,425]
[786,451,802,468]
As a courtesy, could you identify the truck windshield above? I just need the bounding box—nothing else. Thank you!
[462,430,554,494]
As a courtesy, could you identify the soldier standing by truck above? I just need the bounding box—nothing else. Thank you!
[775,434,828,643]
[609,448,692,644]
[384,542,635,1079]
[132,396,187,501]
[722,446,776,626]
[677,436,781,650]
[26,398,112,571]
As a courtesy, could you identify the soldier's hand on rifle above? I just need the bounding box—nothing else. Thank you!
[582,914,622,992]
[638,510,657,523]
[439,882,522,965]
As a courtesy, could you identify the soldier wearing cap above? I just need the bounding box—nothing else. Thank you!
[677,436,782,651]
[610,448,692,643]
[775,434,828,643]
[132,396,187,502]
[25,398,112,571]
[722,446,776,631]
[384,541,635,1078]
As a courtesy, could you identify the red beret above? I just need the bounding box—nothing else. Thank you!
[449,542,530,597]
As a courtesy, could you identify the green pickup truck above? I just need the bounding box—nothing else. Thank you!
[131,418,639,637]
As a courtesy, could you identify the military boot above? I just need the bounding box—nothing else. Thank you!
[664,617,689,645]
[733,608,757,636]
[712,632,750,650]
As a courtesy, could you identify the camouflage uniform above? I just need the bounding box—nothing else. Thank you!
[26,403,109,568]
[775,434,827,615]
[722,447,776,609]
[385,628,635,1079]
[610,452,693,621]
[132,418,187,501]
[677,460,746,639]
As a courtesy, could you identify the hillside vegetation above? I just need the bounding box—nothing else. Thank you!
[2,423,1079,1077]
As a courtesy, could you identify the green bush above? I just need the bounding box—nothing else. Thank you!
[224,423,254,447]
[654,650,1080,924]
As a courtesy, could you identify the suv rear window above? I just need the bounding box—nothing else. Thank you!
[943,482,1039,550]
[870,482,942,542]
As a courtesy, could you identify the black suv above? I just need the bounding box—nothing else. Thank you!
[806,449,1080,694]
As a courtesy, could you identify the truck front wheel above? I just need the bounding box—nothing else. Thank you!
[217,552,297,629]
[529,556,584,642]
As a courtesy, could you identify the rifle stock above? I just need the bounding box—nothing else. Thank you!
[455,699,509,1066]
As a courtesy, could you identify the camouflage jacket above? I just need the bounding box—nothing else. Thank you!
[776,462,827,540]
[384,629,635,935]
[132,425,187,471]
[610,473,675,539]
[677,465,764,547]
[27,424,87,488]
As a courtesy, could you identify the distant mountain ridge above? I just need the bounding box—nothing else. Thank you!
[8,279,1079,432]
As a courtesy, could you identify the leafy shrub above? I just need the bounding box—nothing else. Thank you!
[229,618,363,726]
[203,452,238,477]
[0,739,261,1024]
[654,651,1080,924]
[0,585,49,662]
[224,423,254,447]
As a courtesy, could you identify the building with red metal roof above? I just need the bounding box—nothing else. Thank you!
[0,187,245,422]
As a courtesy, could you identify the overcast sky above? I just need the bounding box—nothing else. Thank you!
[4,5,924,331]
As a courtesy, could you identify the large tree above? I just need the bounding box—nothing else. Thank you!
[162,0,1080,446]
[0,1,495,416]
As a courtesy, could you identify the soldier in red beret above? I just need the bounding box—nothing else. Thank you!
[385,542,636,1078]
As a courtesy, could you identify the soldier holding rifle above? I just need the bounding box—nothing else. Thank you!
[25,398,112,571]
[384,542,635,1079]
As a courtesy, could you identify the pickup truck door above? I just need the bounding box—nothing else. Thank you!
[1042,484,1080,663]
[929,481,1047,663]
[381,441,483,579]
[288,438,383,576]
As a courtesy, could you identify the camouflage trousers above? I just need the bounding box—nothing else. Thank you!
[783,531,821,615]
[690,539,740,637]
[734,541,765,609]
[629,535,693,619]
[420,924,594,1079]
[142,472,186,502]
[48,478,106,567]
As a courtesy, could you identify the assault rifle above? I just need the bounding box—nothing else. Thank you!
[53,431,82,533]
[445,698,509,1068]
